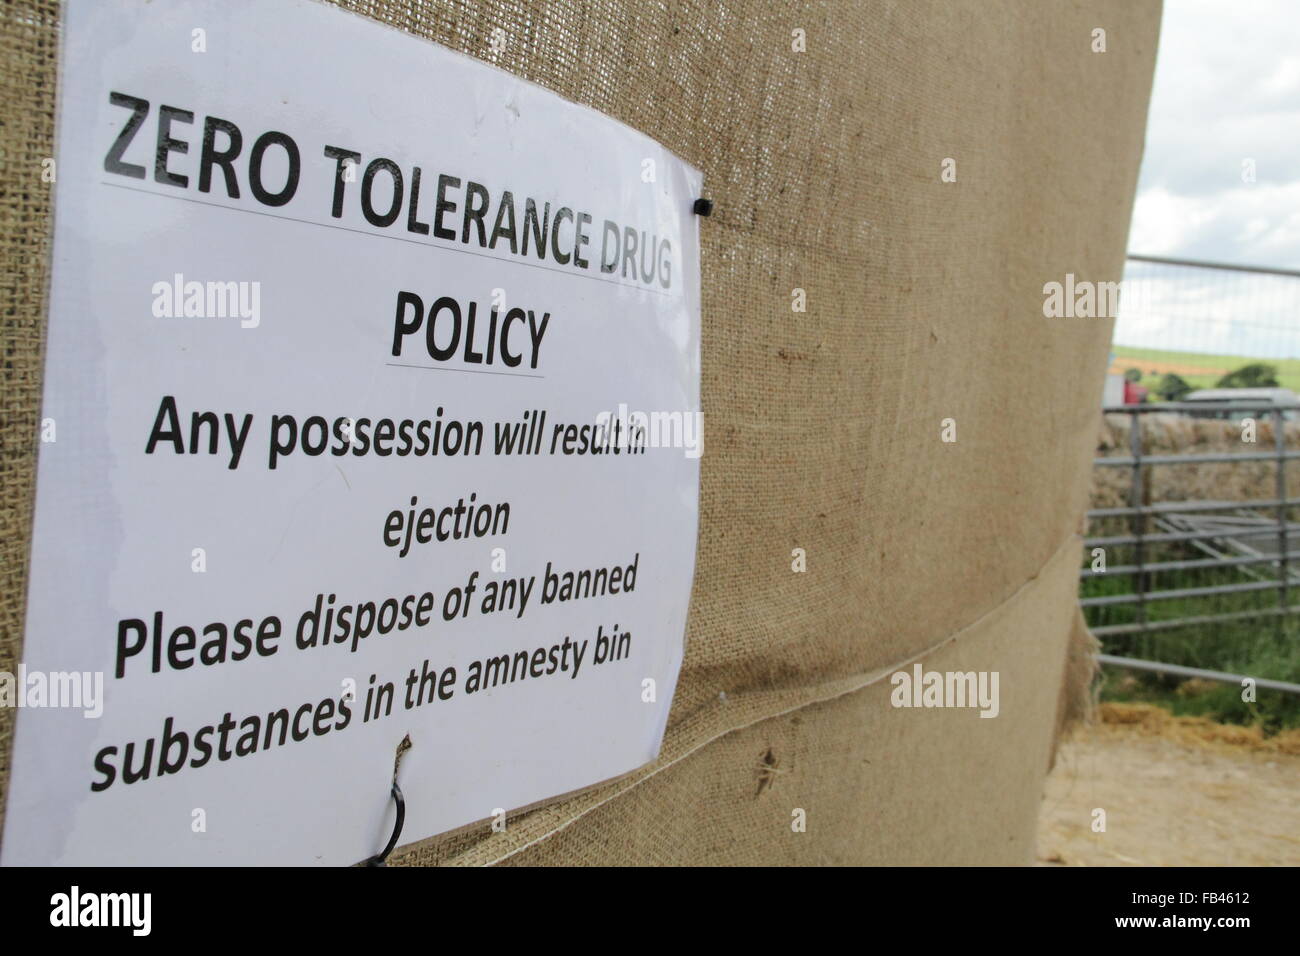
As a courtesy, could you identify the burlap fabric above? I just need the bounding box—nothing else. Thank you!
[0,0,1161,864]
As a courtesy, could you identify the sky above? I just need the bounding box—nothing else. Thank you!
[1115,0,1300,358]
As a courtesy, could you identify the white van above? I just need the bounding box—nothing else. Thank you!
[1182,387,1300,420]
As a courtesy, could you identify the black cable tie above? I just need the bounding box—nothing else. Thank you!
[365,781,406,867]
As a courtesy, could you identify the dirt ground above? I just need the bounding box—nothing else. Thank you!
[1037,708,1300,866]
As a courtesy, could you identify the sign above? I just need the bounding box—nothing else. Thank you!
[2,0,701,865]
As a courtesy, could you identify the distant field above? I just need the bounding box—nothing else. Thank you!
[1110,345,1300,391]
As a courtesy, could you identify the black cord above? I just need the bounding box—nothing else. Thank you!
[365,781,405,867]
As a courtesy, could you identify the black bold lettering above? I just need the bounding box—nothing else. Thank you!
[392,291,424,356]
[551,207,574,265]
[461,181,490,246]
[154,105,193,187]
[104,92,149,179]
[248,131,300,207]
[427,297,461,361]
[198,116,242,197]
[361,158,403,228]
[433,174,460,240]
[407,166,431,235]
[323,145,361,218]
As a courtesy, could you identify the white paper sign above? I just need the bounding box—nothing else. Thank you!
[2,0,700,866]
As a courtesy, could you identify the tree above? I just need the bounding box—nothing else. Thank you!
[1216,362,1279,389]
[1155,372,1193,401]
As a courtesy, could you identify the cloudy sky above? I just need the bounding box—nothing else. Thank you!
[1116,0,1300,358]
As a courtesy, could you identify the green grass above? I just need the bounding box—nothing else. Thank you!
[1082,527,1300,731]
[1096,617,1300,731]
[1111,344,1300,392]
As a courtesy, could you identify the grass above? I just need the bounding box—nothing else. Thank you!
[1098,623,1300,731]
[1111,344,1300,392]
[1082,527,1300,732]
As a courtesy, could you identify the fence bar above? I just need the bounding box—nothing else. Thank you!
[1087,497,1300,519]
[1081,578,1282,607]
[1091,604,1300,636]
[1104,401,1300,413]
[1097,653,1300,695]
[1277,407,1289,639]
[1084,523,1300,547]
[1129,407,1145,627]
[1097,451,1300,467]
[1125,253,1300,279]
[1081,550,1300,578]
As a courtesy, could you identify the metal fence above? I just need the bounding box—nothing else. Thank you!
[1092,251,1300,695]
[1115,254,1300,358]
[1083,399,1300,695]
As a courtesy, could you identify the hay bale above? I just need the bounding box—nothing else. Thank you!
[1090,413,1300,511]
